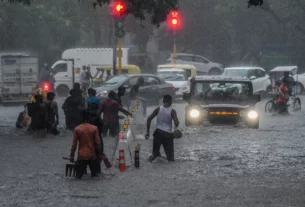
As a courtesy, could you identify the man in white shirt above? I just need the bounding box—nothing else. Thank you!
[79,65,91,96]
[145,95,179,162]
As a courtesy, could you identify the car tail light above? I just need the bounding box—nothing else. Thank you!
[43,82,50,91]
[170,84,175,89]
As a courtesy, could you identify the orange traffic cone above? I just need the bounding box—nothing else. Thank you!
[119,149,126,172]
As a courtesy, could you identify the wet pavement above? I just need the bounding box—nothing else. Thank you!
[1,98,305,206]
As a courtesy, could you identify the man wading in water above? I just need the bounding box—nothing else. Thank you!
[69,110,101,179]
[145,95,179,162]
[100,91,132,137]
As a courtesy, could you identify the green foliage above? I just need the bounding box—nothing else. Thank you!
[95,0,179,26]
[248,0,263,7]
[5,0,179,26]
[3,0,32,5]
[0,0,81,65]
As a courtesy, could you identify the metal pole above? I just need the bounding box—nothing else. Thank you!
[173,30,177,64]
[112,18,117,75]
[117,37,122,74]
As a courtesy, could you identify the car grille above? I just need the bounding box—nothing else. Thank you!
[209,111,239,115]
[208,108,240,116]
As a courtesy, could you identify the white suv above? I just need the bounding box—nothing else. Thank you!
[222,67,271,94]
[166,53,223,75]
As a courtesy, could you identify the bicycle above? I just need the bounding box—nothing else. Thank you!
[265,92,301,114]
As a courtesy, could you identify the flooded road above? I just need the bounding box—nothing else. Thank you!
[1,98,305,206]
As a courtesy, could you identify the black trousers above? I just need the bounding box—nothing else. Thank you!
[152,129,174,161]
[65,115,81,130]
[103,122,119,137]
[75,160,97,179]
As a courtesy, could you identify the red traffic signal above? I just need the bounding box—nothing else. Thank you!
[172,19,178,25]
[168,10,181,29]
[42,82,50,91]
[112,2,126,16]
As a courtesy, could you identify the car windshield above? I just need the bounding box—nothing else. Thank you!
[193,81,252,100]
[223,69,248,77]
[157,71,188,81]
[101,76,126,86]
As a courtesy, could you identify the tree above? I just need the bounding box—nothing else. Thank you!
[0,0,82,65]
[125,16,153,52]
[4,0,179,26]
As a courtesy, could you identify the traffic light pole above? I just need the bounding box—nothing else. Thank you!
[112,2,126,75]
[117,37,122,74]
[173,30,177,64]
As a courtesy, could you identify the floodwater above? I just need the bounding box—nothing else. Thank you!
[0,98,305,206]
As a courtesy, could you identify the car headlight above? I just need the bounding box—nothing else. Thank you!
[247,110,258,119]
[190,109,200,118]
[97,90,108,97]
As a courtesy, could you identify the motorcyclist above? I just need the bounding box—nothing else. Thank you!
[40,63,55,91]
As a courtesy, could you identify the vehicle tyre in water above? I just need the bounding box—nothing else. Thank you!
[265,100,275,114]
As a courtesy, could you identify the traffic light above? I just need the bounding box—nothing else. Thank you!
[115,21,125,38]
[112,1,126,16]
[168,10,181,29]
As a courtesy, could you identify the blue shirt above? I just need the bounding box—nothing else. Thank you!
[88,96,100,104]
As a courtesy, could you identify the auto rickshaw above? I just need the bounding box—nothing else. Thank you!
[265,66,301,114]
[157,64,197,78]
[92,65,141,87]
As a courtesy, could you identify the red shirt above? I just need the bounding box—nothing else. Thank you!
[100,98,123,125]
[277,85,288,103]
[70,123,100,160]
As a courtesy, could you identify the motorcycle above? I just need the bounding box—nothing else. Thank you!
[40,81,54,93]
